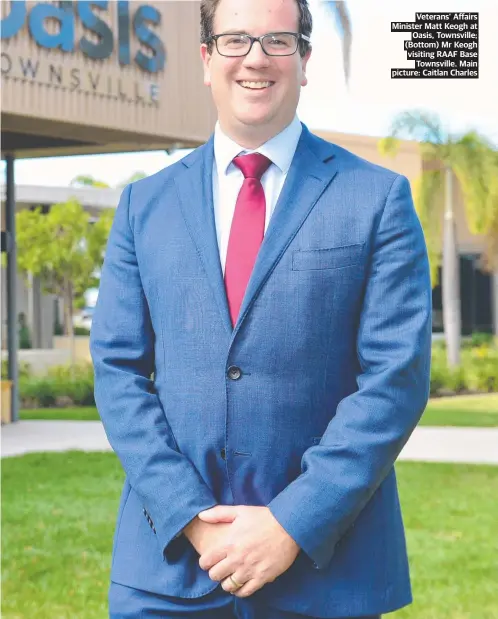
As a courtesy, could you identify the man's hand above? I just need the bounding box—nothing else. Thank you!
[197,505,300,597]
[183,516,235,556]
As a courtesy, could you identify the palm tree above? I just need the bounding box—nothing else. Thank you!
[117,171,148,187]
[379,111,498,367]
[324,1,352,86]
[71,172,148,189]
[70,175,110,188]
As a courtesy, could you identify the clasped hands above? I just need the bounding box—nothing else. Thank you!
[183,505,300,598]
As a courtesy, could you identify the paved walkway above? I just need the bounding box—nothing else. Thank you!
[1,421,111,458]
[1,421,497,464]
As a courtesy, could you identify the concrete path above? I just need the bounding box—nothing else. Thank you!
[1,421,497,464]
[1,421,111,458]
[398,426,498,465]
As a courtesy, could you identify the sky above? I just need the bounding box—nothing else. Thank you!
[2,0,497,187]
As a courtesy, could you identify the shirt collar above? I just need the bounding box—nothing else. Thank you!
[214,116,302,177]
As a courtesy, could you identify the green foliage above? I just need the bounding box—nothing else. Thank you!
[19,325,32,349]
[467,331,496,347]
[19,376,57,408]
[117,171,148,187]
[378,110,498,285]
[18,200,89,296]
[70,174,110,188]
[19,363,95,408]
[74,326,91,336]
[13,337,496,409]
[16,199,114,340]
[86,208,114,266]
[73,295,86,311]
[1,360,31,380]
[430,336,498,395]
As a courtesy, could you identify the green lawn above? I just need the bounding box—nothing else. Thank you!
[20,407,100,421]
[2,453,498,619]
[20,393,498,427]
[420,394,498,427]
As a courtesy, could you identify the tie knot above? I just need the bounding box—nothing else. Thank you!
[233,153,272,180]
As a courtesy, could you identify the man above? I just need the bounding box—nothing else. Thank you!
[90,0,432,617]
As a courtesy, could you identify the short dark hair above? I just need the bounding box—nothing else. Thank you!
[200,0,312,57]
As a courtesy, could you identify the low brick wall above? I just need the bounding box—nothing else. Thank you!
[1,337,91,376]
[53,336,91,363]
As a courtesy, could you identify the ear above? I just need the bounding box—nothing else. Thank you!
[200,44,212,86]
[300,47,312,87]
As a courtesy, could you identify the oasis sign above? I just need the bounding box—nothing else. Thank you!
[1,0,165,74]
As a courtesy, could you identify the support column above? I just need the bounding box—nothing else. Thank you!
[492,271,498,337]
[5,154,19,422]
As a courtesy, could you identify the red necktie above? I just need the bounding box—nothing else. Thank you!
[224,153,272,327]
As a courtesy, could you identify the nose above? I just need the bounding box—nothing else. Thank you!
[242,40,271,68]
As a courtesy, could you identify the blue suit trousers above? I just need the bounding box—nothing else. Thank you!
[109,581,381,619]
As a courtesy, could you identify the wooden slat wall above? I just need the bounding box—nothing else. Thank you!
[1,1,217,144]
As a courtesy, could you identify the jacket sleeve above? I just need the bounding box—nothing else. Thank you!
[267,174,432,570]
[90,184,218,559]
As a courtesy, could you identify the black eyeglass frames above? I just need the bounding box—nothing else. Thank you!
[207,32,311,57]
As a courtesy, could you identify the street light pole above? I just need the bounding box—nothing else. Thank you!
[5,153,19,422]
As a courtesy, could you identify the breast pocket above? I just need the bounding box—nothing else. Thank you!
[292,243,364,271]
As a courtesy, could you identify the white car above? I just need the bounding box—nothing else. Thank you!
[73,307,94,331]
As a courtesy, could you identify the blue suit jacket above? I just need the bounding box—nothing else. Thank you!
[90,124,432,618]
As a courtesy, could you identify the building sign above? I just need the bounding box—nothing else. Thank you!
[1,1,165,106]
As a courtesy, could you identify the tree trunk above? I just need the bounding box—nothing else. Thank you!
[442,167,461,367]
[63,278,76,370]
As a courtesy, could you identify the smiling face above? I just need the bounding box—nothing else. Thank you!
[201,0,311,149]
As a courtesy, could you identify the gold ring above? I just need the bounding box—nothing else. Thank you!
[229,574,243,589]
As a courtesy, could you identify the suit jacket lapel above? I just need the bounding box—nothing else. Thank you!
[174,137,233,335]
[233,124,339,337]
[174,124,340,339]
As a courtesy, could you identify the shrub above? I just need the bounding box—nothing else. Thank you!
[430,338,498,396]
[444,365,468,394]
[464,345,498,392]
[13,337,498,408]
[19,376,57,408]
[1,360,32,380]
[430,357,448,395]
[19,324,32,349]
[19,363,95,408]
[466,332,496,348]
[74,326,91,336]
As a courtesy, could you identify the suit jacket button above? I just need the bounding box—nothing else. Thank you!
[220,448,226,460]
[227,366,242,380]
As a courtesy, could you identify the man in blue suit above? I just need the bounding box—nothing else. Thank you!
[90,0,432,616]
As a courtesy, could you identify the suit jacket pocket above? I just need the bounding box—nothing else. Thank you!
[292,243,364,271]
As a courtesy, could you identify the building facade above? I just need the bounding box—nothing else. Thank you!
[1,0,497,358]
[1,0,217,157]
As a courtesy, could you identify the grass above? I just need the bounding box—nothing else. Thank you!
[2,454,498,619]
[1,452,122,619]
[20,407,99,421]
[394,462,498,619]
[20,393,498,427]
[419,394,498,427]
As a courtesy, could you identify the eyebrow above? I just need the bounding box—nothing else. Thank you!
[219,29,251,35]
[217,29,296,36]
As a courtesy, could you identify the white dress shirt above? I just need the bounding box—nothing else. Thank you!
[213,116,302,276]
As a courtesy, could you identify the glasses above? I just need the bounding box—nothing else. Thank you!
[208,32,311,57]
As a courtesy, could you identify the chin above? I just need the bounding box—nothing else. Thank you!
[237,110,277,128]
